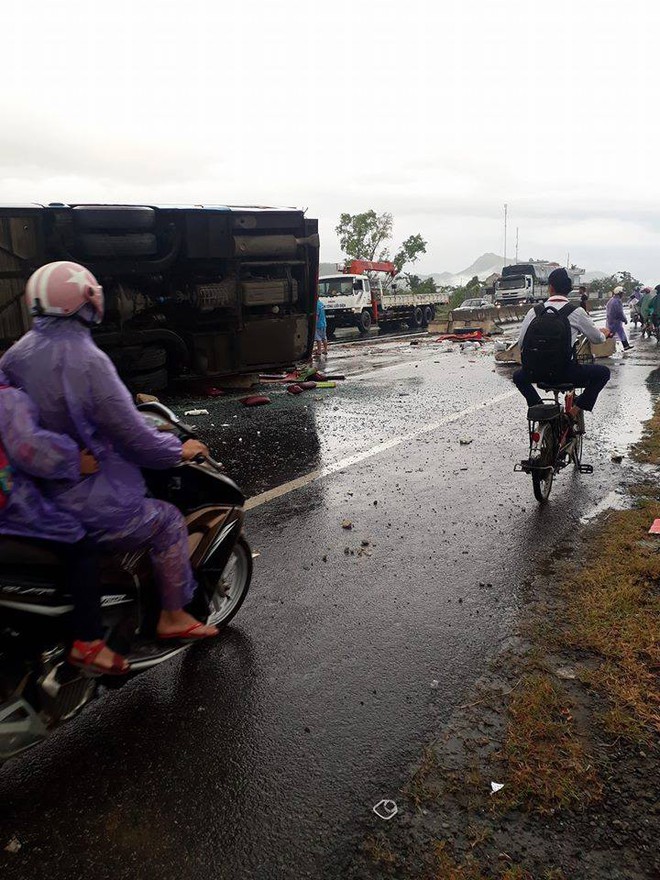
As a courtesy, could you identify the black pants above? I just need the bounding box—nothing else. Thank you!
[513,361,611,412]
[51,538,103,641]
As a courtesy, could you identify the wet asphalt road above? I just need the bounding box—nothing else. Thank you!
[0,319,658,879]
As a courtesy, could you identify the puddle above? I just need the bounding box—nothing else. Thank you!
[579,489,628,524]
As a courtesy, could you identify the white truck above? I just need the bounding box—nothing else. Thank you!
[319,260,448,336]
[494,261,583,306]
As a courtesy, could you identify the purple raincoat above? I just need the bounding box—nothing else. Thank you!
[0,371,83,543]
[0,319,195,610]
[606,295,628,344]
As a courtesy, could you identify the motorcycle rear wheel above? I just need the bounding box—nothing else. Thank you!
[531,429,555,503]
[204,537,253,628]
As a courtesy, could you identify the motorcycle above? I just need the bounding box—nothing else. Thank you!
[0,401,252,763]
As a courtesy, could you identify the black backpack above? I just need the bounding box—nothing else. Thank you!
[521,302,577,382]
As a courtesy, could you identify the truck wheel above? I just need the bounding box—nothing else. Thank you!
[107,346,167,373]
[423,306,433,326]
[410,307,424,328]
[79,233,158,258]
[73,206,156,232]
[357,310,372,334]
[124,367,169,395]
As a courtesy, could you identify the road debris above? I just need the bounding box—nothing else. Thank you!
[490,782,505,795]
[459,438,473,445]
[184,408,209,416]
[4,837,21,853]
[430,679,439,689]
[341,519,353,530]
[611,452,624,463]
[555,665,577,680]
[373,799,398,820]
[240,396,271,407]
[648,519,660,534]
[287,384,304,395]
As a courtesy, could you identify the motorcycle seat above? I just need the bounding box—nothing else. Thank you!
[0,537,65,568]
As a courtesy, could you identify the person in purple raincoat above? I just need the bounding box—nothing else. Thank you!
[606,286,632,350]
[0,370,130,674]
[0,261,218,642]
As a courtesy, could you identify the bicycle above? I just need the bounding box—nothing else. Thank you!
[514,381,592,502]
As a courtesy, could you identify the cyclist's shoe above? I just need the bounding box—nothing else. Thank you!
[623,342,634,350]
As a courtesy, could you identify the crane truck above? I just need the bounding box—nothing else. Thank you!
[318,260,448,337]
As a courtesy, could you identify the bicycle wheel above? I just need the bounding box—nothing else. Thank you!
[531,428,554,503]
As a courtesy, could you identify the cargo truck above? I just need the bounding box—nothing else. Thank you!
[0,203,319,392]
[494,260,582,306]
[319,260,448,336]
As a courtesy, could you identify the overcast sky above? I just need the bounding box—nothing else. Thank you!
[2,0,659,278]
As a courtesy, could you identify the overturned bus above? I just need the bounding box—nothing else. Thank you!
[0,204,319,392]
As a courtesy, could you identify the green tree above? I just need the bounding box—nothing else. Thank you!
[336,210,427,274]
[588,271,641,299]
[404,274,438,297]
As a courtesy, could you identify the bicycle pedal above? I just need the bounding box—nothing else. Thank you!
[578,464,593,474]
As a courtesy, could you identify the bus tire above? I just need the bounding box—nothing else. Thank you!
[73,205,156,232]
[107,345,167,373]
[79,233,158,258]
[125,367,169,395]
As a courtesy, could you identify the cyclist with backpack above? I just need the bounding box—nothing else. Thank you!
[513,267,612,430]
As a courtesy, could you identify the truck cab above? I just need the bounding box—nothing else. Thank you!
[318,273,376,335]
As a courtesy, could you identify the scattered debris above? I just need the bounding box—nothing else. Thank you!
[4,837,21,854]
[315,381,337,389]
[611,452,624,463]
[287,384,304,395]
[490,782,505,795]
[373,799,398,820]
[184,408,209,416]
[300,381,317,390]
[341,519,353,530]
[251,550,261,559]
[555,665,577,680]
[459,438,473,445]
[648,519,660,534]
[240,396,271,407]
[430,679,439,689]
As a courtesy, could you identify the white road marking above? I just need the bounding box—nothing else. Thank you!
[245,389,517,510]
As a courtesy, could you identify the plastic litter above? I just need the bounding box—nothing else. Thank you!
[4,837,21,854]
[240,395,271,407]
[648,519,660,535]
[490,782,504,795]
[184,409,209,416]
[373,799,398,820]
[315,381,337,389]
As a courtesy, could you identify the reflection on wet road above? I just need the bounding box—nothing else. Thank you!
[0,321,657,880]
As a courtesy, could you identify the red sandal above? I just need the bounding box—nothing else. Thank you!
[68,640,131,676]
[157,622,218,642]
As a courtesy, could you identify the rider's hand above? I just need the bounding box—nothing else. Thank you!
[80,450,99,475]
[181,439,209,461]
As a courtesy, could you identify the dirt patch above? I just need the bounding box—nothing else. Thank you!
[347,405,660,879]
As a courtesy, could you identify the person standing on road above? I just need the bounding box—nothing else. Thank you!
[579,285,589,312]
[315,296,328,359]
[513,267,611,429]
[606,286,633,350]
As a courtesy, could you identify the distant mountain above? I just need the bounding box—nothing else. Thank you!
[321,256,608,288]
[430,253,506,288]
[582,270,608,283]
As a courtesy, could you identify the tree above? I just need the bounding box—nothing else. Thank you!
[405,274,438,296]
[336,210,427,274]
[588,271,641,299]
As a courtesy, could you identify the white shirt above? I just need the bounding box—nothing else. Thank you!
[518,296,606,349]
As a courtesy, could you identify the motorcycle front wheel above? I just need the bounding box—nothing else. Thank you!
[202,537,253,628]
